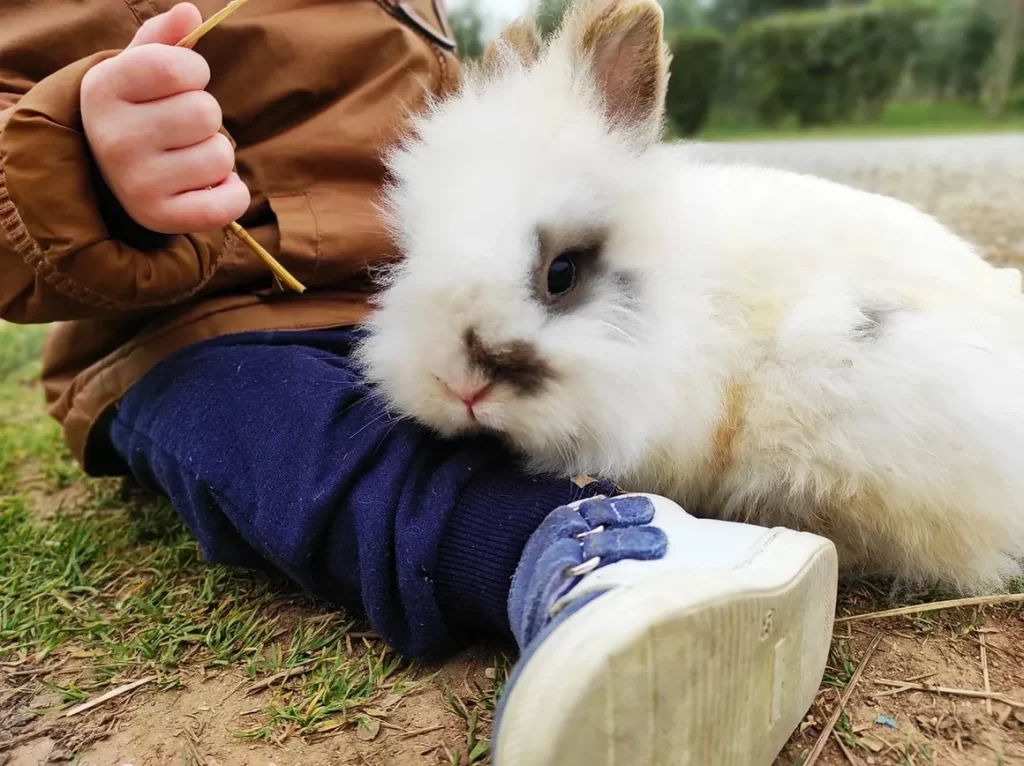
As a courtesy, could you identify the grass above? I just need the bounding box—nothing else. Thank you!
[0,322,423,743]
[697,99,1024,142]
[440,656,510,765]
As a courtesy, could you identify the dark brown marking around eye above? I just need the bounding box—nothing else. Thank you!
[464,328,556,395]
[532,225,609,312]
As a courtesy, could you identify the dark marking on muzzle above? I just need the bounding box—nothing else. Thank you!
[464,328,556,395]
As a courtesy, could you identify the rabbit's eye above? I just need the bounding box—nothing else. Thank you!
[547,255,577,296]
[537,241,600,305]
[548,245,599,296]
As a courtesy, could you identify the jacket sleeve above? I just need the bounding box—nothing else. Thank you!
[0,3,231,324]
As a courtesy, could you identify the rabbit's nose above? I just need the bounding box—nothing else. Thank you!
[440,380,494,420]
[454,383,493,409]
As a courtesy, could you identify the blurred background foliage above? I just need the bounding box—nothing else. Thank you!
[447,0,1024,139]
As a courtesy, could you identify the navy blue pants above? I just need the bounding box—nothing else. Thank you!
[106,329,611,658]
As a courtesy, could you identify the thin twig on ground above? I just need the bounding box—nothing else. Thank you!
[4,663,63,679]
[980,632,993,716]
[245,663,312,696]
[441,741,457,763]
[399,724,445,739]
[804,632,883,766]
[0,726,55,751]
[834,594,1024,624]
[50,591,79,614]
[832,730,866,766]
[62,676,157,718]
[871,675,940,700]
[870,679,1024,708]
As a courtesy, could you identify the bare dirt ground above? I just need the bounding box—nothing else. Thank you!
[2,133,1024,766]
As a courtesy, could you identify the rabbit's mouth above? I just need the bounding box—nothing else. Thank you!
[435,376,497,427]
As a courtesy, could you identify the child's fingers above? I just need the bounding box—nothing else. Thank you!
[153,174,251,234]
[114,134,236,226]
[154,133,237,195]
[133,90,224,150]
[128,3,203,49]
[109,45,211,103]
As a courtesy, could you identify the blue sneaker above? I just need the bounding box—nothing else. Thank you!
[493,493,838,766]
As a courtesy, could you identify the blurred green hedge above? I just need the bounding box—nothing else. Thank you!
[665,28,725,136]
[729,4,930,127]
[910,0,998,102]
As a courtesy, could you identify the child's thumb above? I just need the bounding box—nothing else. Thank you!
[128,3,203,48]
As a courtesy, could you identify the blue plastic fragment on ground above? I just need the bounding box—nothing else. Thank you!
[874,714,898,729]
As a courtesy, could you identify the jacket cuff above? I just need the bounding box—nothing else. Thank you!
[0,51,230,311]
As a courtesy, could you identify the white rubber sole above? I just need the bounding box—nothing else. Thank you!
[494,529,838,766]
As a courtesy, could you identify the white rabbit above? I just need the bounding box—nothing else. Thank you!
[355,0,1024,594]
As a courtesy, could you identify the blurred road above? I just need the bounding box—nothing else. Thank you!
[689,132,1024,269]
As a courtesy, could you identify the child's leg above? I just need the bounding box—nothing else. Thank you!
[106,327,614,658]
[108,326,841,765]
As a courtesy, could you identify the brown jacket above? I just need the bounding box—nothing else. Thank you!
[0,0,461,474]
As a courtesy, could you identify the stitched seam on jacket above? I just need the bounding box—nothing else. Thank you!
[121,0,145,26]
[306,191,322,284]
[121,0,160,26]
[0,161,111,309]
[0,159,229,310]
[375,0,453,95]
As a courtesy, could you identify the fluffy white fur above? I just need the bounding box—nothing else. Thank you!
[355,0,1024,593]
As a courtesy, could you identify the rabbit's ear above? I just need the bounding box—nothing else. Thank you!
[478,17,543,77]
[564,0,669,144]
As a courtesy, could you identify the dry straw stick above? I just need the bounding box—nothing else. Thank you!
[980,632,993,716]
[831,730,865,766]
[834,593,1024,625]
[870,678,1024,709]
[803,632,883,766]
[176,0,306,293]
[178,0,252,48]
[62,675,157,718]
[244,662,313,696]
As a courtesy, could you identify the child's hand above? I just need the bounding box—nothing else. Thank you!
[81,3,250,234]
